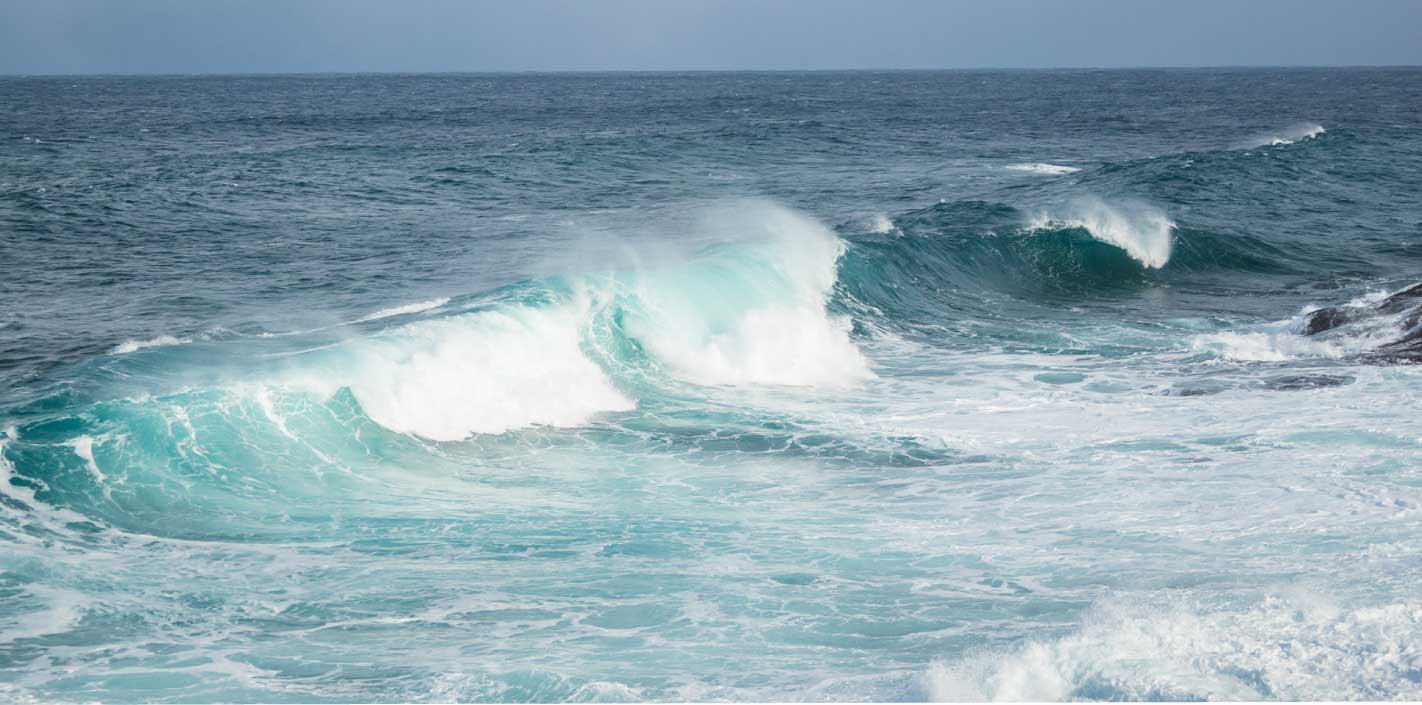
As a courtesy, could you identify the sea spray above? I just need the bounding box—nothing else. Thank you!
[615,202,872,387]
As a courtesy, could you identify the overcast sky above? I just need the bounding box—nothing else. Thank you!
[2,0,1420,75]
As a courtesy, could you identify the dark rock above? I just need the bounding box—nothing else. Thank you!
[1301,281,1422,364]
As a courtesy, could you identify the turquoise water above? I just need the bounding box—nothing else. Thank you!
[2,69,1422,701]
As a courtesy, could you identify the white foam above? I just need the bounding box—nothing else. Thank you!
[317,302,634,441]
[64,435,106,485]
[619,203,873,387]
[1342,288,1392,308]
[0,586,89,644]
[1191,328,1386,362]
[1006,162,1081,175]
[640,301,868,387]
[1192,298,1408,362]
[0,436,37,507]
[0,434,97,532]
[925,595,1422,701]
[1028,198,1175,269]
[355,297,449,323]
[110,335,189,354]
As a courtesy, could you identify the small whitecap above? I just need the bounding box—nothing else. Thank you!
[355,297,450,323]
[1006,162,1081,175]
[110,335,190,354]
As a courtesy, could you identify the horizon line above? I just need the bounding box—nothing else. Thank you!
[3,63,1421,79]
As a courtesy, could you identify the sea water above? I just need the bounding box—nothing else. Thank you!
[1,69,1421,701]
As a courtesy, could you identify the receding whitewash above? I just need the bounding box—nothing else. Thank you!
[1192,303,1407,362]
[1192,329,1373,362]
[0,587,90,644]
[924,594,1422,701]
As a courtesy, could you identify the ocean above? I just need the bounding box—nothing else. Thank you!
[2,68,1421,702]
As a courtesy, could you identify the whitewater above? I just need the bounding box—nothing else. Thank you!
[2,68,1422,702]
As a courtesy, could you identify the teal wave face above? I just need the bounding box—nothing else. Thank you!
[2,203,878,533]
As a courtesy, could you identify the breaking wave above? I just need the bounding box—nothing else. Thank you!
[611,204,870,388]
[313,303,635,440]
[292,204,869,439]
[28,202,872,445]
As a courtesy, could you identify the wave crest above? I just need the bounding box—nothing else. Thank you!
[1029,198,1175,269]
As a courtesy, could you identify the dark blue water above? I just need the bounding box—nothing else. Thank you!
[2,69,1422,702]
